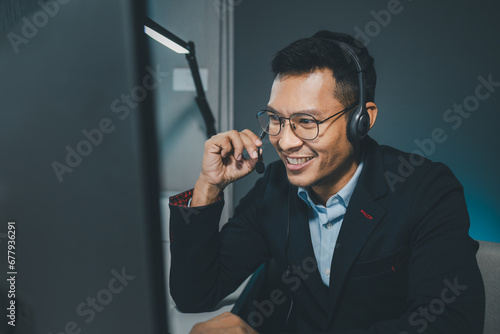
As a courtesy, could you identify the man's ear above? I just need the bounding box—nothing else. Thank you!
[365,102,378,130]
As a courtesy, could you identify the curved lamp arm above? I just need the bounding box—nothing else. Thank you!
[144,17,217,138]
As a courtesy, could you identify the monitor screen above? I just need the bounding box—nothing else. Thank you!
[0,1,168,333]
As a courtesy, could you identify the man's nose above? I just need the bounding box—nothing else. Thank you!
[278,121,303,151]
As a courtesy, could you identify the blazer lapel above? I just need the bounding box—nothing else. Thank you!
[326,136,389,319]
[326,185,385,316]
[288,186,330,311]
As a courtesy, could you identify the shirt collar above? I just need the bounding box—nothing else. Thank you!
[298,153,364,209]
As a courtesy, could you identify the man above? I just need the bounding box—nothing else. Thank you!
[169,30,485,333]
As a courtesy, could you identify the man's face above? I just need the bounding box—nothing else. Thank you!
[267,68,358,195]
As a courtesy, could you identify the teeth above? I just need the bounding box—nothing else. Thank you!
[286,157,313,165]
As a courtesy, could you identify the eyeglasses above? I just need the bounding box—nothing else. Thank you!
[256,104,357,141]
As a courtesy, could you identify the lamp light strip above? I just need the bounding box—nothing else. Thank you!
[144,26,189,54]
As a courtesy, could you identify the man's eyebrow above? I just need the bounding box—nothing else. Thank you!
[263,106,284,116]
[265,106,322,116]
[298,109,322,116]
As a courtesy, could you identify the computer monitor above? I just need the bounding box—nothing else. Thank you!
[0,1,168,333]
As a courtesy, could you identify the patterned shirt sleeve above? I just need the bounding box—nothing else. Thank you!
[169,189,223,207]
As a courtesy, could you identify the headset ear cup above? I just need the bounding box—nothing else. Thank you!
[347,106,370,142]
[358,108,370,138]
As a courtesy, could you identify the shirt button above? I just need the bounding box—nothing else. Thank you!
[326,223,333,229]
[325,268,330,276]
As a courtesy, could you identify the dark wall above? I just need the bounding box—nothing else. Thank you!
[234,0,500,242]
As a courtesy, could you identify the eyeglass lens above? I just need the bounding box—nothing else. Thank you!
[257,111,319,140]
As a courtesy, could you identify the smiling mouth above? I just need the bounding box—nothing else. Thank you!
[286,157,314,165]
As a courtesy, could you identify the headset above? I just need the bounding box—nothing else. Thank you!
[325,38,371,142]
[256,38,370,175]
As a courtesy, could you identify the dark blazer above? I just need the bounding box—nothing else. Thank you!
[169,137,485,333]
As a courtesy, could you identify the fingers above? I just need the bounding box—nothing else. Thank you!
[200,129,264,188]
[241,128,263,145]
[238,129,264,161]
[215,136,235,159]
[227,130,245,160]
[211,130,262,161]
[242,129,264,155]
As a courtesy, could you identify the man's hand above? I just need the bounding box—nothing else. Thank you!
[190,312,259,334]
[192,129,263,207]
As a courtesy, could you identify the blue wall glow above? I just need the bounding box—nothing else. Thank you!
[466,191,500,243]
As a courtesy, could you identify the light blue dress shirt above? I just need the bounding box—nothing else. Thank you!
[297,158,364,286]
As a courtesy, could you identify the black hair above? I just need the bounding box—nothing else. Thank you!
[271,30,376,108]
